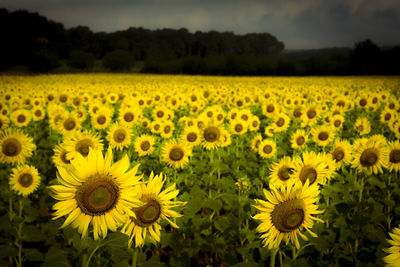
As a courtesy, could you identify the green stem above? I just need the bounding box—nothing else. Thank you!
[270,248,278,267]
[279,250,283,267]
[132,248,138,267]
[81,253,88,267]
[358,175,364,203]
[292,246,297,261]
[86,245,101,267]
[16,198,23,267]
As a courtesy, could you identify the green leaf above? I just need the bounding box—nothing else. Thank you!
[42,246,70,267]
[23,225,45,242]
[24,248,44,262]
[0,244,18,259]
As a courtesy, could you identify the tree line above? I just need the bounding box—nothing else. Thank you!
[1,8,399,75]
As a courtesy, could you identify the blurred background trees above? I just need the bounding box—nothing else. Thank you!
[1,8,399,75]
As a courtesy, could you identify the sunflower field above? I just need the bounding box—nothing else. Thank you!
[1,74,400,267]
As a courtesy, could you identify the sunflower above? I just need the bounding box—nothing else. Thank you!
[354,117,371,136]
[351,135,389,174]
[264,126,275,137]
[311,125,335,147]
[107,92,119,104]
[11,109,32,128]
[200,123,224,150]
[250,133,263,153]
[153,106,168,121]
[64,130,103,161]
[291,106,303,120]
[381,108,395,125]
[331,114,344,130]
[387,140,400,172]
[291,129,308,150]
[118,106,140,128]
[134,134,155,157]
[253,180,323,249]
[121,172,186,247]
[330,139,353,169]
[291,151,329,185]
[220,128,232,148]
[258,139,277,159]
[262,101,277,118]
[0,114,10,131]
[273,113,291,133]
[107,123,132,150]
[181,126,201,147]
[140,118,151,130]
[61,114,81,135]
[383,226,400,266]
[50,148,143,240]
[161,140,191,169]
[248,115,260,131]
[32,106,46,121]
[91,108,112,130]
[151,121,163,135]
[160,121,174,139]
[269,156,295,188]
[302,104,319,125]
[9,164,40,197]
[230,119,248,136]
[0,128,36,165]
[72,108,88,123]
[52,144,72,169]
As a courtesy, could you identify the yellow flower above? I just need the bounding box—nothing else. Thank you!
[64,130,103,160]
[181,126,201,147]
[9,164,40,197]
[0,128,36,165]
[161,140,191,169]
[258,139,276,159]
[291,151,329,186]
[352,135,389,174]
[50,148,142,240]
[107,123,132,150]
[387,140,400,172]
[383,226,400,266]
[354,117,371,136]
[291,129,308,150]
[269,156,295,188]
[134,134,155,157]
[121,172,186,247]
[311,125,335,147]
[253,180,323,249]
[200,123,224,150]
[11,109,32,128]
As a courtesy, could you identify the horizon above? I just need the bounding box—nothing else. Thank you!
[2,0,400,50]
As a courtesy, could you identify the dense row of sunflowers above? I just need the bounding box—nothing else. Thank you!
[0,74,400,266]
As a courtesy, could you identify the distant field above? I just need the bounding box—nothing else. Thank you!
[1,74,400,266]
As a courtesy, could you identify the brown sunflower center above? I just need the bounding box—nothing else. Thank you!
[276,118,284,127]
[17,115,26,123]
[76,175,119,215]
[97,115,106,125]
[299,166,317,185]
[140,141,150,151]
[124,112,134,122]
[187,132,197,142]
[204,126,220,142]
[263,145,272,154]
[296,136,305,146]
[35,110,42,117]
[359,99,367,107]
[64,118,76,130]
[2,138,22,157]
[389,149,400,164]
[18,173,33,188]
[157,111,164,118]
[360,148,378,167]
[207,111,213,118]
[318,132,329,141]
[252,121,258,127]
[271,199,305,233]
[164,126,171,133]
[60,95,67,103]
[142,121,149,128]
[384,113,391,121]
[134,199,161,226]
[235,124,243,133]
[75,139,94,157]
[169,147,184,161]
[307,109,316,119]
[217,114,223,120]
[113,129,126,143]
[278,167,291,181]
[241,114,248,121]
[267,105,275,113]
[334,120,341,127]
[293,109,302,118]
[60,151,71,164]
[332,148,344,162]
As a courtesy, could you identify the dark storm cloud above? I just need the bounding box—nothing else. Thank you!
[2,0,400,49]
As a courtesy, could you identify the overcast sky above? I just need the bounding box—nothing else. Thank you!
[2,0,400,49]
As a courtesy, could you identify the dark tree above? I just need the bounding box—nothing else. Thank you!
[102,50,134,71]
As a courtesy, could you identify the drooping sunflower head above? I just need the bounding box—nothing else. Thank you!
[50,148,143,240]
[251,133,263,153]
[352,135,389,174]
[107,123,132,150]
[253,181,323,249]
[134,134,155,157]
[9,164,40,197]
[161,139,192,169]
[0,128,36,165]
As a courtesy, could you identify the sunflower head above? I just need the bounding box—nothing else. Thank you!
[161,140,191,169]
[10,165,40,197]
[134,134,155,157]
[0,128,36,165]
